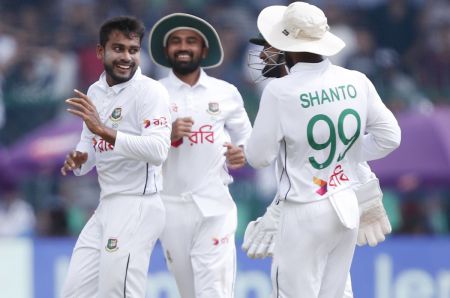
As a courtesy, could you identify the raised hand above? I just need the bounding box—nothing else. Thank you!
[66,89,115,144]
[61,151,88,176]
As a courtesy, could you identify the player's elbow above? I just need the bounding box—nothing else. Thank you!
[245,144,276,169]
[148,143,170,166]
[245,151,273,169]
[385,126,402,151]
[391,134,401,150]
[152,153,167,166]
[247,158,271,169]
[375,126,402,158]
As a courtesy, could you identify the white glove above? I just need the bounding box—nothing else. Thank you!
[242,200,282,258]
[355,178,392,247]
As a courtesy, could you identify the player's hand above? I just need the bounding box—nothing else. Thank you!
[242,218,277,259]
[242,200,282,259]
[355,178,392,247]
[357,198,391,247]
[66,89,104,136]
[223,143,245,170]
[61,151,88,176]
[171,117,194,142]
[356,205,392,247]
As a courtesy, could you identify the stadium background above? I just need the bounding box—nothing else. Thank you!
[0,0,449,297]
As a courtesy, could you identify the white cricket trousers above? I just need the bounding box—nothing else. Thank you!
[160,196,237,298]
[61,193,165,298]
[271,198,358,298]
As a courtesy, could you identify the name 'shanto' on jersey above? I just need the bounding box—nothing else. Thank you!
[300,84,358,109]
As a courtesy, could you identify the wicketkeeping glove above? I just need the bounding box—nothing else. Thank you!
[242,199,282,259]
[355,178,392,247]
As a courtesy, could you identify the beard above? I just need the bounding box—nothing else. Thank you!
[168,52,202,75]
[262,51,286,78]
[285,53,296,69]
[262,65,284,78]
[104,62,137,85]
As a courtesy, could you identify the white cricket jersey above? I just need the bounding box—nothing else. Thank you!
[246,59,401,203]
[74,68,171,199]
[159,69,252,197]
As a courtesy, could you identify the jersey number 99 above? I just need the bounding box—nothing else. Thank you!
[307,108,361,170]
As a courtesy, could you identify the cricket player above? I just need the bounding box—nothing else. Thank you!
[148,13,252,298]
[60,16,171,297]
[245,3,401,297]
[244,33,393,298]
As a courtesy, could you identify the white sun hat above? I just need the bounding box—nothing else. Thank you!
[257,2,345,56]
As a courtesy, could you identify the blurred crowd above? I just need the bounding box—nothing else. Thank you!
[0,0,449,238]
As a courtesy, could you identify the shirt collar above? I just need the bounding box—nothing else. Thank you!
[289,58,331,74]
[167,68,209,89]
[98,67,142,94]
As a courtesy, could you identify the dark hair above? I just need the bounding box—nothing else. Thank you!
[99,16,145,47]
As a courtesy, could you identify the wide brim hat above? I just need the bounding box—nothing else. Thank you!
[257,2,345,56]
[148,13,224,69]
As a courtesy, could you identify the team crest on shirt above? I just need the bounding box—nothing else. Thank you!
[110,107,123,122]
[206,102,220,115]
[105,238,119,252]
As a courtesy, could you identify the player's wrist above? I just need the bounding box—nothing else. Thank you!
[170,131,183,141]
[96,126,117,145]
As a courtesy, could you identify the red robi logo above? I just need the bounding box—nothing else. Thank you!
[144,117,168,128]
[212,235,230,246]
[93,137,114,152]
